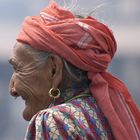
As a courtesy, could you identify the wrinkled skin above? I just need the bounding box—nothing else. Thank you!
[9,42,63,121]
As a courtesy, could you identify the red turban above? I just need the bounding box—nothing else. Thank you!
[17,2,140,140]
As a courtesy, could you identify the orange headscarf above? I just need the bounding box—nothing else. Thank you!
[17,2,140,140]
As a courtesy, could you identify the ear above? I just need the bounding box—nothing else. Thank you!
[48,54,63,89]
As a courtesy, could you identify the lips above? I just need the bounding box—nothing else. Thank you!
[21,95,27,100]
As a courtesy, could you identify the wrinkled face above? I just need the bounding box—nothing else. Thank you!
[9,42,52,121]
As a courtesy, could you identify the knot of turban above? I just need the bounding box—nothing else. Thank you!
[17,2,140,140]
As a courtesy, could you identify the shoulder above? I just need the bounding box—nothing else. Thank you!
[25,98,91,139]
[25,97,112,140]
[25,101,82,140]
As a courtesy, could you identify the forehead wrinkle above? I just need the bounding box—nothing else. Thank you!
[12,42,48,74]
[13,45,36,66]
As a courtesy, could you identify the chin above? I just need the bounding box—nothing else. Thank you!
[23,114,32,121]
[23,106,34,121]
[22,102,47,121]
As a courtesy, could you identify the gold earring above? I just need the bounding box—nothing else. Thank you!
[49,88,61,99]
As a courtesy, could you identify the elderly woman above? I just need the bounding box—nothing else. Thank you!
[9,2,140,140]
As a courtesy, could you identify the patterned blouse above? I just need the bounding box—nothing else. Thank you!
[24,96,114,140]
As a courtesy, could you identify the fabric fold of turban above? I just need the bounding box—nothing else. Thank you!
[17,2,140,140]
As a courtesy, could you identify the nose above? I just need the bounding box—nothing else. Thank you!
[9,74,19,97]
[10,87,19,97]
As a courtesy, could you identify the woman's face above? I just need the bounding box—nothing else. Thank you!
[9,42,53,121]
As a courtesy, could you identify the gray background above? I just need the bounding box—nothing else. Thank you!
[0,0,140,139]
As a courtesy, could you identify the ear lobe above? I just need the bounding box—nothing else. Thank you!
[49,54,63,89]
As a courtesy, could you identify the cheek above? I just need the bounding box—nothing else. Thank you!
[22,79,52,119]
[10,72,52,120]
[23,90,51,121]
[30,73,52,98]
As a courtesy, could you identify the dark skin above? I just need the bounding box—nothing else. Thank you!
[9,42,63,121]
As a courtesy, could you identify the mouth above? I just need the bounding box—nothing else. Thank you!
[11,91,27,103]
[21,95,27,101]
[21,96,28,106]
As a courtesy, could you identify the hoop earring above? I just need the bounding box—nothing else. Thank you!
[49,88,61,99]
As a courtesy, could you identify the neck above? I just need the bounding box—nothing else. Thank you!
[54,71,90,105]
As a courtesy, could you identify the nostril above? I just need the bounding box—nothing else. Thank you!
[11,91,19,99]
[10,88,19,98]
[12,91,18,97]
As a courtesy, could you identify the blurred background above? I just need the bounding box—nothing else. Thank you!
[0,0,140,139]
